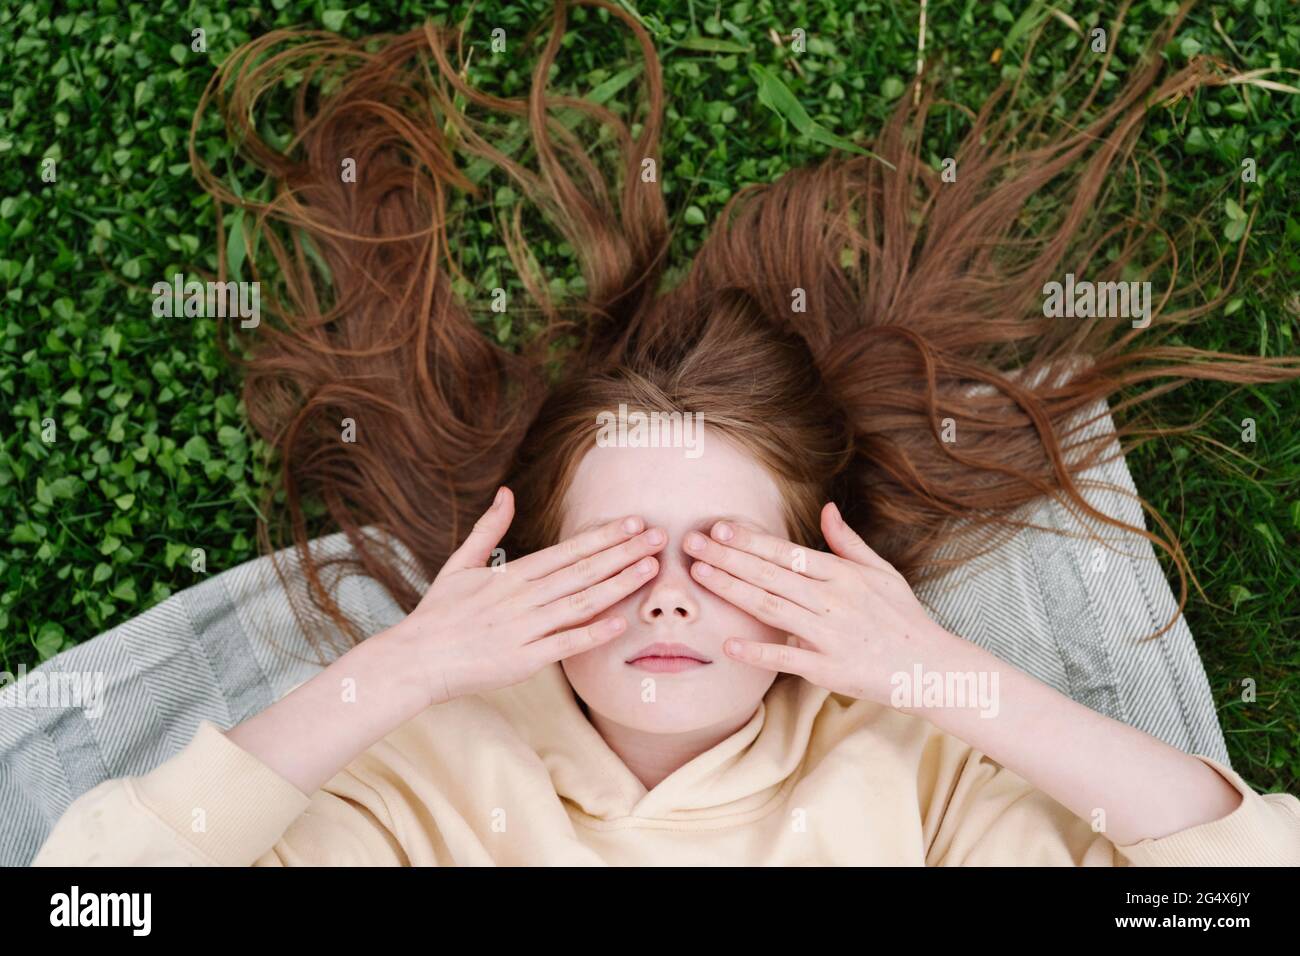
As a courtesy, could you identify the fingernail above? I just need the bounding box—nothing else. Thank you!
[712,522,733,541]
[685,532,706,553]
[829,501,843,524]
[646,528,665,545]
[493,487,506,509]
[724,638,743,657]
[694,562,713,577]
[623,516,643,534]
[637,558,655,574]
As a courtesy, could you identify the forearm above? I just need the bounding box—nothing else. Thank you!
[222,498,653,796]
[917,627,1242,846]
[225,620,431,795]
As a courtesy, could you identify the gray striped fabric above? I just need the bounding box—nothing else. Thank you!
[0,401,1227,866]
[914,403,1227,763]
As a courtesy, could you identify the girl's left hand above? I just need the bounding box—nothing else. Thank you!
[683,501,958,708]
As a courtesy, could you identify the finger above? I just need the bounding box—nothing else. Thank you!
[536,554,659,632]
[511,515,646,580]
[820,502,889,570]
[688,561,819,633]
[526,616,628,668]
[683,531,826,613]
[443,486,515,573]
[722,637,823,680]
[707,520,837,580]
[529,527,667,605]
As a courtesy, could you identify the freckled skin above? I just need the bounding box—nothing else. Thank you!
[558,425,792,736]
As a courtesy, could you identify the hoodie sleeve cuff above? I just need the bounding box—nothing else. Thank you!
[130,719,314,866]
[1116,754,1300,866]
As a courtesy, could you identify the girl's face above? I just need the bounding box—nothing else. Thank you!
[557,424,792,734]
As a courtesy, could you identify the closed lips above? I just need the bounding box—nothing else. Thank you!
[627,642,712,663]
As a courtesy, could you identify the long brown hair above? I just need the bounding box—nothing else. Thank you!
[189,0,1299,654]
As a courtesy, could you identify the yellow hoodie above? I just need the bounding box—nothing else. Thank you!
[31,667,1300,866]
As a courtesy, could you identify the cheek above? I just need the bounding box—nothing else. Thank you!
[699,591,787,645]
[561,635,621,682]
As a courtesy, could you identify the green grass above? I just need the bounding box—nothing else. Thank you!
[1,0,1297,794]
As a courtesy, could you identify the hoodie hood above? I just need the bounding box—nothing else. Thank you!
[480,664,833,823]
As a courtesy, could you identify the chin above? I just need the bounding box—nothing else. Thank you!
[564,657,776,734]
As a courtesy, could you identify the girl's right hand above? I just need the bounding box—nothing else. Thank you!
[395,486,665,705]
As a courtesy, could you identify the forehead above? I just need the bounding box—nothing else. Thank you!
[559,425,787,538]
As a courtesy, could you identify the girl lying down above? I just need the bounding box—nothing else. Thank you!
[34,1,1300,865]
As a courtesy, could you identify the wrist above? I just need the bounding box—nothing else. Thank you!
[224,621,439,795]
[886,623,1003,728]
[349,618,441,714]
[374,614,452,709]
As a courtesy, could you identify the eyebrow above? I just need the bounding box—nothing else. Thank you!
[569,513,776,538]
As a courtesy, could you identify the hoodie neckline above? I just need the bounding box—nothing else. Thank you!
[480,665,832,823]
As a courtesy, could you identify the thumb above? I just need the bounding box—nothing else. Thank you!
[444,486,514,573]
[821,501,886,569]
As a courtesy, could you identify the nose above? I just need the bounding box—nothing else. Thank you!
[637,563,699,624]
